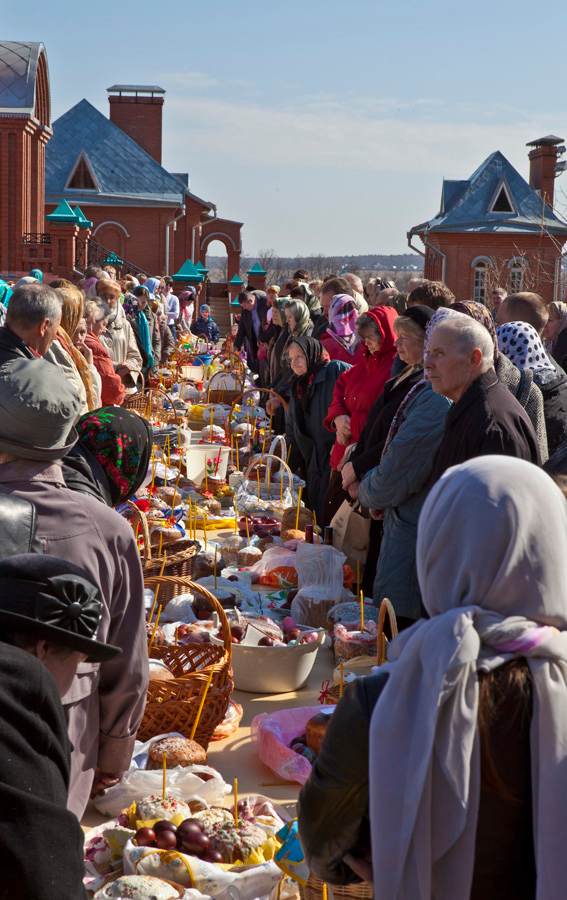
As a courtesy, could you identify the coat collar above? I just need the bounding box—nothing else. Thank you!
[447,368,499,423]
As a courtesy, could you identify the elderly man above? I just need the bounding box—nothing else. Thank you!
[0,282,62,365]
[426,317,540,482]
[0,357,148,818]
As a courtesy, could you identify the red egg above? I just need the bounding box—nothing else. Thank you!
[153,820,177,835]
[286,629,300,643]
[204,849,224,864]
[135,827,156,847]
[182,832,211,855]
[258,636,274,646]
[197,610,212,620]
[231,625,246,640]
[177,818,205,835]
[156,830,178,850]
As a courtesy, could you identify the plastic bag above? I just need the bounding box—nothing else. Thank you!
[92,734,230,817]
[290,544,346,628]
[247,546,298,588]
[251,706,334,785]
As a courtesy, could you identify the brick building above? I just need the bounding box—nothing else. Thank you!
[408,136,567,304]
[0,40,243,280]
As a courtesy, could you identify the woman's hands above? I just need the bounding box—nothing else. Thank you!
[75,341,94,365]
[334,414,352,445]
[341,461,357,489]
[266,398,281,415]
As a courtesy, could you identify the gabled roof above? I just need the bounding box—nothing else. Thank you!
[410,150,567,236]
[0,41,46,115]
[45,98,186,207]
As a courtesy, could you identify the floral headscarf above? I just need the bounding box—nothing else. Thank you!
[328,293,360,355]
[496,320,555,374]
[289,335,330,413]
[76,407,153,506]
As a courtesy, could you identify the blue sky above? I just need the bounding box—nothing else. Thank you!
[6,0,567,257]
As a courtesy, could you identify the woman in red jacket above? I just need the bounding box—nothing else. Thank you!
[321,293,366,366]
[321,305,398,525]
[84,300,125,407]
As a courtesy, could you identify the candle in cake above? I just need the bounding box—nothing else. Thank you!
[189,663,215,741]
[322,885,327,900]
[280,466,283,503]
[313,510,320,544]
[175,626,179,647]
[148,587,158,624]
[245,516,250,544]
[286,444,292,466]
[236,439,240,473]
[257,469,261,501]
[356,559,360,599]
[203,513,208,550]
[230,434,234,467]
[295,486,303,532]
[162,752,167,799]
[158,531,163,559]
[171,474,181,518]
[210,408,214,439]
[214,546,218,590]
[360,590,364,633]
[159,552,167,577]
[267,467,270,499]
[339,662,344,698]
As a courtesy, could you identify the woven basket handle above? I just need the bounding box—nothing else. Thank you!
[227,388,289,439]
[144,575,233,661]
[376,598,398,665]
[127,500,153,563]
[242,452,294,495]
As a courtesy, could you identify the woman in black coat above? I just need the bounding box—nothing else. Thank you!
[284,337,349,522]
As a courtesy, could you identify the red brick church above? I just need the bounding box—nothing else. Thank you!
[0,41,243,282]
[408,136,567,304]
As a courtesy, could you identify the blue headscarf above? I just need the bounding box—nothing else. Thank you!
[29,268,43,283]
[144,277,160,299]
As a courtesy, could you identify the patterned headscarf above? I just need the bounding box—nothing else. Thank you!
[328,293,361,355]
[281,299,312,364]
[289,335,330,413]
[496,320,555,374]
[76,407,153,505]
[451,300,499,364]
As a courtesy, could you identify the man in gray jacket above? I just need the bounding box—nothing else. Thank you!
[0,357,148,818]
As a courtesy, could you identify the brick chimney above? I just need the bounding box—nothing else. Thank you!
[107,85,165,164]
[526,134,565,210]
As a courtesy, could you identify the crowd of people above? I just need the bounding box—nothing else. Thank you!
[1,260,567,896]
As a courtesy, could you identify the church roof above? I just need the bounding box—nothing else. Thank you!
[45,98,209,208]
[409,150,567,237]
[0,41,46,115]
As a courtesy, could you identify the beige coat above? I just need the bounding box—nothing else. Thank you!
[101,304,143,393]
[0,460,149,818]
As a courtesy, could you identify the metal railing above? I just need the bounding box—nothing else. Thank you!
[23,233,52,244]
[74,237,152,278]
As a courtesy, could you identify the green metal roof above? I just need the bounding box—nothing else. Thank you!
[46,199,79,225]
[172,259,204,283]
[73,205,93,228]
[247,263,267,275]
[195,260,210,274]
[228,274,244,285]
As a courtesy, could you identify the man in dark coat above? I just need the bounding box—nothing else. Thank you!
[427,317,540,483]
[234,290,269,373]
[0,282,62,365]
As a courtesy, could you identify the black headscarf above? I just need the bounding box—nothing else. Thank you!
[290,335,330,414]
[64,407,152,506]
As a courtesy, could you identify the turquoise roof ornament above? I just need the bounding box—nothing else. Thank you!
[246,263,267,275]
[228,273,244,285]
[103,251,123,265]
[46,199,81,225]
[172,259,204,283]
[195,260,210,275]
[73,205,93,228]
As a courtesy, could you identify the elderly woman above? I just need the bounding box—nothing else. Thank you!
[299,456,567,898]
[321,306,398,525]
[84,300,125,407]
[96,280,143,393]
[321,293,365,365]
[543,300,567,369]
[497,320,567,454]
[268,299,314,406]
[191,304,220,344]
[285,337,349,521]
[46,280,100,415]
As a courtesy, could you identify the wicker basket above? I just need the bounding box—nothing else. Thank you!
[227,388,289,441]
[139,576,233,748]
[127,502,199,588]
[299,875,373,900]
[240,452,295,505]
[323,599,398,705]
[123,391,151,416]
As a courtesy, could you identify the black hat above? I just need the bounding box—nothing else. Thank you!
[400,305,435,332]
[0,555,121,663]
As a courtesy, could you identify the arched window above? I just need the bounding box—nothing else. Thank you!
[474,261,488,304]
[508,257,528,294]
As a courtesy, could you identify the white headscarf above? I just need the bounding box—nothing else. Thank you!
[369,456,567,900]
[496,320,555,374]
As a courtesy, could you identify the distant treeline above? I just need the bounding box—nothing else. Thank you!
[205,253,422,273]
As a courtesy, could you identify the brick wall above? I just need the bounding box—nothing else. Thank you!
[108,95,164,164]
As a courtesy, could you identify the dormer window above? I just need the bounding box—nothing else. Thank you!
[488,179,516,215]
[65,152,98,191]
